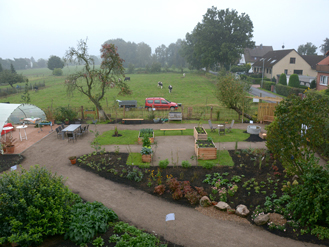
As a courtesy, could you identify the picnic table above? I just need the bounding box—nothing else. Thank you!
[61,124,81,140]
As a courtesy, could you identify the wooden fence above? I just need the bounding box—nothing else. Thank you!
[258,103,277,121]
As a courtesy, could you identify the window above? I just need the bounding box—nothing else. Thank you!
[284,69,288,75]
[161,100,168,104]
[254,68,256,73]
[147,100,153,104]
[154,100,160,104]
[266,68,268,73]
[269,69,272,74]
[294,70,303,75]
[320,75,329,86]
[290,58,296,64]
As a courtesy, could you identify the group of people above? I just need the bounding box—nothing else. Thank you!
[157,81,173,93]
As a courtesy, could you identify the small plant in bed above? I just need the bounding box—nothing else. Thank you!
[196,139,215,147]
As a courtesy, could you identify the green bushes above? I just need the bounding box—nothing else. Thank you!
[158,159,169,169]
[52,68,63,76]
[0,165,82,247]
[64,201,118,246]
[181,160,192,168]
[310,79,316,89]
[54,106,78,122]
[263,81,276,91]
[279,73,287,85]
[288,74,300,88]
[202,161,214,169]
[276,84,305,97]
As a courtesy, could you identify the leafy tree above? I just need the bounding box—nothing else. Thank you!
[47,55,64,70]
[127,63,135,73]
[320,38,329,55]
[10,63,16,74]
[21,80,31,104]
[64,39,131,120]
[37,58,47,68]
[215,73,252,119]
[297,42,317,55]
[151,62,161,72]
[288,74,300,88]
[0,63,2,73]
[271,77,276,83]
[266,93,329,175]
[0,69,25,88]
[278,73,287,85]
[181,7,254,70]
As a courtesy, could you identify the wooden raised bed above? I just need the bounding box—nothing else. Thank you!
[194,140,217,160]
[193,126,208,140]
[138,131,155,145]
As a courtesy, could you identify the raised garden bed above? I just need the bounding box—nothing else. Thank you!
[195,139,217,160]
[138,128,154,145]
[194,126,208,140]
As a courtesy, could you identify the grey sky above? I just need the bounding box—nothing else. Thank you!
[1,0,328,60]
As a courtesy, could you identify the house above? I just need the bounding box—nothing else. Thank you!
[239,45,273,72]
[316,51,329,90]
[252,49,324,82]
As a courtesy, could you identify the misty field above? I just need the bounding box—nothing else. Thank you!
[0,68,254,121]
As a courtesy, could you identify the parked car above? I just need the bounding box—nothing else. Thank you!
[145,97,178,111]
[116,100,137,108]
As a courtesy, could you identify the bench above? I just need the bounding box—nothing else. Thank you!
[168,112,182,122]
[263,115,274,124]
[122,118,144,124]
[160,128,186,135]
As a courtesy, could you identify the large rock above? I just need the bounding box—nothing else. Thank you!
[200,196,212,207]
[235,204,249,217]
[254,213,270,226]
[214,201,231,211]
[269,213,287,226]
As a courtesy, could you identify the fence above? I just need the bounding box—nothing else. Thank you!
[0,81,46,97]
[257,103,277,122]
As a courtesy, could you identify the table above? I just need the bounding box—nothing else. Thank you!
[16,125,28,141]
[61,124,81,140]
[23,118,41,124]
[218,124,225,135]
[2,126,14,139]
[38,122,53,133]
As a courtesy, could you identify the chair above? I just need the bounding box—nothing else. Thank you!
[92,120,98,125]
[76,126,83,139]
[208,120,217,132]
[226,120,235,133]
[56,128,63,139]
[61,124,65,129]
[67,132,75,143]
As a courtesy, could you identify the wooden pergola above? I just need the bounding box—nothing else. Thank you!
[245,96,283,102]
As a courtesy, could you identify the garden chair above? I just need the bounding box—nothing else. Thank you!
[61,124,65,129]
[67,132,75,143]
[208,120,217,132]
[76,126,83,139]
[55,127,63,139]
[226,120,234,133]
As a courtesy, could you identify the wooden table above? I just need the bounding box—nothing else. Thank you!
[61,124,81,140]
[23,118,41,124]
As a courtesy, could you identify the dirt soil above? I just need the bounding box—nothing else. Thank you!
[2,123,327,247]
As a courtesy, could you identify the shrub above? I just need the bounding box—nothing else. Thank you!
[52,68,63,76]
[271,77,276,83]
[54,106,78,122]
[181,160,191,168]
[154,185,166,195]
[158,159,169,169]
[0,165,82,247]
[126,166,143,182]
[279,73,287,85]
[65,201,118,246]
[310,79,316,89]
[202,161,215,169]
[288,74,300,88]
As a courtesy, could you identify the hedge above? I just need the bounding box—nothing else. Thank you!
[263,81,276,91]
[276,84,305,97]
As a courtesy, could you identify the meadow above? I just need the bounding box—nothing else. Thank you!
[0,67,256,121]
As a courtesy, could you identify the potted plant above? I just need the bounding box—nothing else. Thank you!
[64,118,69,125]
[68,156,77,165]
[141,146,152,163]
[0,135,17,154]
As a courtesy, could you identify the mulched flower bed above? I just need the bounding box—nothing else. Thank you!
[0,154,24,173]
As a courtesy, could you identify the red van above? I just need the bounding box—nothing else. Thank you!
[145,97,178,111]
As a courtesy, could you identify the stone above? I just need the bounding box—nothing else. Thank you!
[254,214,270,226]
[269,213,287,226]
[214,201,231,211]
[235,204,249,217]
[200,196,212,207]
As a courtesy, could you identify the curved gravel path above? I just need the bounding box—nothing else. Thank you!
[18,123,325,247]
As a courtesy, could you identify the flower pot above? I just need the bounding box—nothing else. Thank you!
[70,158,76,165]
[6,145,15,154]
[142,154,152,163]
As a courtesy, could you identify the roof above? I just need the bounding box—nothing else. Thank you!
[301,55,325,69]
[253,49,294,68]
[317,56,329,66]
[244,45,273,63]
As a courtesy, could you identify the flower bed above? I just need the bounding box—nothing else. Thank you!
[195,139,217,160]
[194,126,208,140]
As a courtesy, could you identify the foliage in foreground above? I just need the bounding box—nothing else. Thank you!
[0,165,82,247]
[64,201,118,246]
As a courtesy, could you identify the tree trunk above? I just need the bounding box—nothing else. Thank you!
[90,98,109,120]
[231,106,253,120]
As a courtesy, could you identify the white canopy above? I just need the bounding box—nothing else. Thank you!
[0,103,46,133]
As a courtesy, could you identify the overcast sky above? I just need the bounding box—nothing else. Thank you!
[1,0,328,61]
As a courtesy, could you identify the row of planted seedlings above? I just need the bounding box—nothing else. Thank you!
[194,124,217,160]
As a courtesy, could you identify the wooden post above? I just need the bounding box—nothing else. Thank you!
[81,106,84,120]
[242,98,244,123]
[210,107,213,121]
[181,105,184,119]
[123,105,125,118]
[260,93,262,103]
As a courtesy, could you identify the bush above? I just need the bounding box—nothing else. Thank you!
[181,160,191,168]
[310,79,316,89]
[65,201,118,246]
[271,77,277,83]
[276,84,305,97]
[279,73,287,85]
[158,159,169,169]
[0,165,82,247]
[263,81,276,91]
[54,106,78,122]
[288,74,300,88]
[52,68,63,76]
[202,161,215,169]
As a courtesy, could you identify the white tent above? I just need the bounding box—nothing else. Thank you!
[0,103,46,134]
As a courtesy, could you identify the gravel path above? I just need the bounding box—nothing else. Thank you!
[18,123,325,247]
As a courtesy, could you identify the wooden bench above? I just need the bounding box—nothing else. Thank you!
[263,115,274,124]
[160,128,186,135]
[122,118,144,124]
[168,112,182,122]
